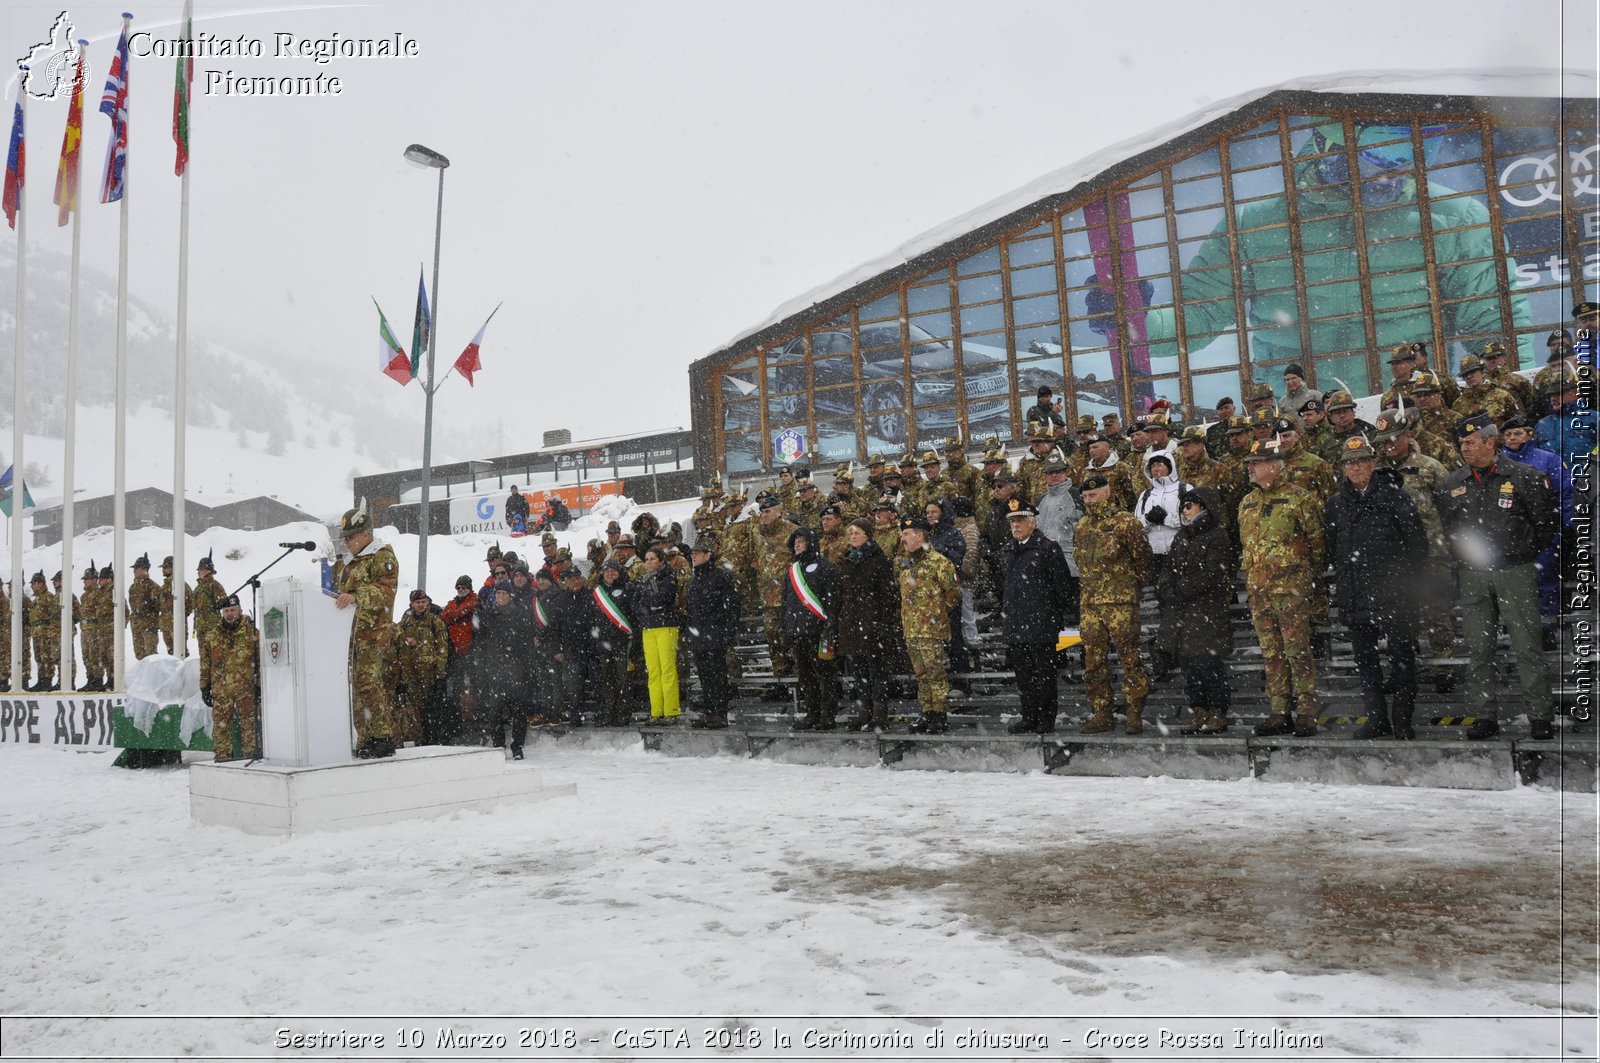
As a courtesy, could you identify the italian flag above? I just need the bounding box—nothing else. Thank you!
[374,298,411,385]
[171,0,192,176]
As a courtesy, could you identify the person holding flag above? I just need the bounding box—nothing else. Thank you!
[781,527,841,731]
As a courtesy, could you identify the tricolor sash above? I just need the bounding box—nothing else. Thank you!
[788,561,828,621]
[593,586,633,634]
[533,595,551,629]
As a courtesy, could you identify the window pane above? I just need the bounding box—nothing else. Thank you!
[910,310,952,341]
[958,302,1005,333]
[1129,217,1168,246]
[724,432,763,474]
[810,330,854,356]
[1008,235,1056,268]
[1015,324,1063,356]
[814,420,857,462]
[860,379,907,449]
[766,393,804,420]
[1302,247,1359,282]
[958,274,1003,304]
[859,321,903,354]
[811,356,855,389]
[1171,146,1222,181]
[721,369,760,402]
[766,339,804,364]
[860,290,901,322]
[1011,292,1060,326]
[907,281,950,313]
[957,247,1001,275]
[1228,136,1281,169]
[911,374,957,408]
[1306,281,1360,320]
[1175,206,1227,241]
[1124,186,1166,218]
[1311,351,1370,396]
[1425,162,1487,196]
[965,402,1011,447]
[1172,176,1224,211]
[1231,166,1285,200]
[1015,353,1065,396]
[1010,262,1057,297]
[722,399,758,432]
[766,363,805,394]
[1185,328,1243,372]
[913,404,961,437]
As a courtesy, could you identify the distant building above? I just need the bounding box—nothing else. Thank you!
[29,489,321,548]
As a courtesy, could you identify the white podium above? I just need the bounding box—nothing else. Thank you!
[257,575,354,766]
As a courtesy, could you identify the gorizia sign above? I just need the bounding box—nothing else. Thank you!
[448,482,625,535]
[0,696,121,749]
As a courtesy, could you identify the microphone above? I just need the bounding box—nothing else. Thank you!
[278,541,317,551]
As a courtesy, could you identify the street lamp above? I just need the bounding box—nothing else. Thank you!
[403,142,449,593]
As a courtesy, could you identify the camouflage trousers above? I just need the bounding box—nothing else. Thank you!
[83,624,113,685]
[1248,585,1319,716]
[130,620,159,660]
[350,638,393,744]
[761,606,792,679]
[212,693,258,761]
[904,636,949,715]
[159,617,183,656]
[393,670,437,746]
[1082,601,1148,715]
[29,631,60,684]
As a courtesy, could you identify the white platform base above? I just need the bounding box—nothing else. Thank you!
[189,746,575,836]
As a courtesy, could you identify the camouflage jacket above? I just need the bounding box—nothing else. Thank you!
[191,574,227,640]
[1084,459,1137,513]
[1238,478,1324,594]
[1415,407,1464,471]
[827,489,872,524]
[898,545,959,642]
[1379,441,1450,556]
[160,575,195,616]
[919,475,962,510]
[201,616,259,701]
[1454,383,1519,424]
[752,516,799,609]
[1298,422,1332,459]
[945,460,982,505]
[1074,501,1153,606]
[897,475,926,515]
[1318,420,1377,465]
[1178,452,1242,528]
[394,608,449,683]
[1489,365,1538,416]
[1015,454,1050,503]
[1281,448,1338,511]
[818,527,849,567]
[1384,372,1460,410]
[127,575,162,621]
[342,543,399,644]
[872,523,901,561]
[81,585,115,626]
[26,589,59,631]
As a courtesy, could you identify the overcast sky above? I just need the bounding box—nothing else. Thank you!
[1,0,1592,458]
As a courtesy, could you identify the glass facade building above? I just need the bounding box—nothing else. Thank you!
[688,89,1596,476]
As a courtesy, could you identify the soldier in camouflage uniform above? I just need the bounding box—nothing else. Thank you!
[1176,426,1240,535]
[1318,390,1376,465]
[975,446,1008,527]
[865,454,888,494]
[157,556,193,657]
[1373,410,1457,691]
[1074,472,1153,734]
[917,450,961,508]
[1015,422,1059,502]
[1295,397,1332,457]
[127,555,162,660]
[942,437,982,508]
[1247,380,1276,416]
[896,453,924,513]
[1408,371,1464,471]
[1482,339,1538,416]
[774,465,799,512]
[897,515,961,734]
[1204,398,1238,458]
[1219,417,1254,482]
[336,502,400,758]
[1239,438,1325,736]
[190,554,226,662]
[80,564,114,691]
[1383,342,1461,409]
[1274,414,1337,642]
[818,504,850,566]
[749,494,799,698]
[871,498,902,558]
[1080,433,1136,512]
[1100,412,1130,455]
[791,478,824,529]
[201,593,259,761]
[0,578,16,690]
[393,588,449,746]
[1454,354,1520,425]
[829,465,871,522]
[26,572,60,691]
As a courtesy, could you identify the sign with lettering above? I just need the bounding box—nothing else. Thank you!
[448,481,625,535]
[0,696,120,749]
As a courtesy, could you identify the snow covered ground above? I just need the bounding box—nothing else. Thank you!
[1,742,1594,1059]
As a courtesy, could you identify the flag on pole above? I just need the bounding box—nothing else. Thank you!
[54,52,84,226]
[374,298,412,385]
[172,0,192,176]
[2,102,22,231]
[99,16,131,204]
[409,269,431,379]
[453,304,501,387]
[0,465,36,516]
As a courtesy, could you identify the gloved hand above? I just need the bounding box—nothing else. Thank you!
[1145,505,1168,526]
[201,686,213,707]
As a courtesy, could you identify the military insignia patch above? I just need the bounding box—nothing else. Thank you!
[1450,486,1468,496]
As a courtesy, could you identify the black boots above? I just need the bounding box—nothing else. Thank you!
[1465,719,1501,741]
[909,712,948,735]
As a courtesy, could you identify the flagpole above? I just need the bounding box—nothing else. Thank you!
[8,78,26,693]
[59,42,87,690]
[111,13,132,691]
[171,0,192,658]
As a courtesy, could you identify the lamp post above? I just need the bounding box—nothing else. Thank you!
[403,142,449,593]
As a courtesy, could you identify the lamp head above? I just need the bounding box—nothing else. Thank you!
[403,143,450,169]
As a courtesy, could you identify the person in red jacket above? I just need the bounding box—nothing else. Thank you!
[440,575,479,743]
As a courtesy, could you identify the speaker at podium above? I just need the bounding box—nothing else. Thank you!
[258,575,354,766]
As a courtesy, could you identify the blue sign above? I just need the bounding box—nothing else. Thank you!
[476,496,497,520]
[773,428,806,465]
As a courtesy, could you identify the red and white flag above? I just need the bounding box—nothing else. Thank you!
[453,303,501,387]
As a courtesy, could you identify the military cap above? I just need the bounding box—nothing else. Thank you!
[756,493,782,510]
[339,501,373,540]
[553,547,572,563]
[944,435,966,450]
[880,466,903,480]
[606,520,622,533]
[1027,421,1054,443]
[1129,417,1148,433]
[503,550,520,565]
[1409,341,1430,357]
[1080,431,1105,445]
[1224,416,1252,435]
[1536,362,1579,394]
[727,490,749,505]
[1214,396,1236,408]
[1548,328,1574,346]
[1409,370,1443,394]
[1144,413,1173,434]
[1004,498,1038,519]
[899,514,931,532]
[820,503,845,520]
[162,555,174,567]
[1101,412,1120,424]
[614,534,637,548]
[197,553,215,573]
[133,555,151,570]
[1298,396,1324,413]
[1272,413,1300,433]
[1249,381,1274,400]
[691,506,712,523]
[1325,390,1357,412]
[798,479,819,492]
[1179,425,1208,444]
[409,588,430,602]
[1387,344,1415,363]
[793,465,812,481]
[1075,414,1096,432]
[220,593,240,610]
[898,452,919,467]
[82,562,98,579]
[1458,354,1487,374]
[601,559,625,574]
[1244,436,1286,462]
[29,570,44,584]
[561,566,587,582]
[872,496,899,513]
[1284,362,1306,380]
[98,565,112,579]
[1370,410,1416,444]
[918,449,941,467]
[1573,300,1599,319]
[992,470,1018,485]
[834,463,854,483]
[1338,435,1376,464]
[1500,413,1533,432]
[455,574,474,589]
[867,453,886,467]
[1482,340,1509,359]
[1455,412,1498,440]
[52,570,62,583]
[1079,472,1111,491]
[691,534,719,554]
[1250,407,1275,425]
[540,531,558,546]
[981,448,1006,464]
[1042,459,1071,474]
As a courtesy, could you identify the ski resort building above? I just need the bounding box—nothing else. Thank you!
[687,82,1595,477]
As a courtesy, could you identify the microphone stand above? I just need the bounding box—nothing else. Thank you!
[231,545,312,765]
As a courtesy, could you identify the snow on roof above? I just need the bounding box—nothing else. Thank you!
[716,68,1596,356]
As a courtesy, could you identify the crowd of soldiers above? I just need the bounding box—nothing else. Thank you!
[361,314,1590,749]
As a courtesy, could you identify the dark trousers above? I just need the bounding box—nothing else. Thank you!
[1011,642,1059,732]
[596,650,631,725]
[421,677,457,745]
[1180,655,1232,714]
[849,652,888,708]
[1349,613,1417,714]
[793,651,839,725]
[561,654,593,723]
[692,643,732,719]
[947,607,969,674]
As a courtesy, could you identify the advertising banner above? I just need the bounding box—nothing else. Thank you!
[0,695,121,750]
[448,481,625,535]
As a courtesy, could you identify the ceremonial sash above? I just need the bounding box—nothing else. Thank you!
[788,562,828,621]
[532,595,551,629]
[593,586,633,634]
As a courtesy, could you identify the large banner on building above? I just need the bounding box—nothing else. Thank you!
[448,482,625,535]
